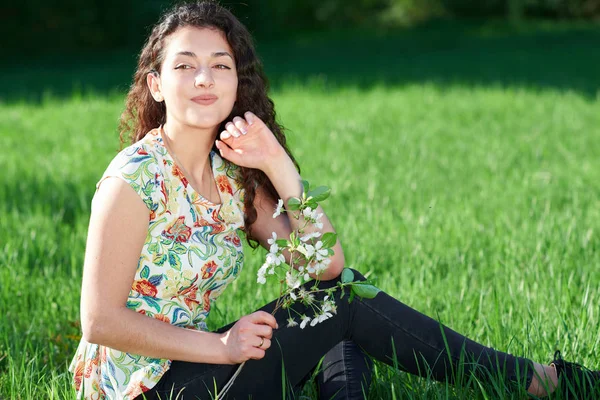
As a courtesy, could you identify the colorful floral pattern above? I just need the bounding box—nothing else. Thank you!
[69,128,246,399]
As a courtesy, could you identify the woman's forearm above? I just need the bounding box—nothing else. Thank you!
[264,151,344,280]
[82,307,232,364]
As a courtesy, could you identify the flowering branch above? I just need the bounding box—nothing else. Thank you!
[257,180,380,328]
[217,181,380,399]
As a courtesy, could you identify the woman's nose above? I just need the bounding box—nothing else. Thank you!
[194,67,215,88]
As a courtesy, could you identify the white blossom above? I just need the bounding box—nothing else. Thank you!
[302,207,313,220]
[305,293,315,305]
[314,241,329,261]
[273,199,284,218]
[268,232,279,254]
[321,296,335,314]
[308,208,323,222]
[304,244,316,259]
[287,317,298,328]
[286,271,300,290]
[315,222,324,229]
[266,252,284,267]
[317,311,333,323]
[289,291,297,301]
[300,315,311,329]
[300,231,322,242]
[257,265,268,284]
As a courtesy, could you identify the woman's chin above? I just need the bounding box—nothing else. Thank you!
[185,117,225,131]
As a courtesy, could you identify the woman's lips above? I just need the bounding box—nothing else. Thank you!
[192,95,218,105]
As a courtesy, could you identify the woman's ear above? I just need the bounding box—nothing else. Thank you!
[147,71,164,102]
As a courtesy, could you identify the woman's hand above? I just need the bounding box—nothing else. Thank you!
[219,311,278,364]
[215,111,286,174]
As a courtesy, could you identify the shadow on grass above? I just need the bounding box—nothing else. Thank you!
[1,20,599,103]
[1,176,94,227]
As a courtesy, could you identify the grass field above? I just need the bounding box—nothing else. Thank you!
[1,21,599,399]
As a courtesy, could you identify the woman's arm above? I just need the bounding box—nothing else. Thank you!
[250,158,345,281]
[80,177,274,364]
[215,112,344,280]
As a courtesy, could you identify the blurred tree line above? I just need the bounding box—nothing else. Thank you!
[2,0,599,54]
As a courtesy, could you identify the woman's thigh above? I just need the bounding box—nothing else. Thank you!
[142,279,353,399]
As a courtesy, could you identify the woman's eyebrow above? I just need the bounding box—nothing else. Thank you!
[174,51,233,59]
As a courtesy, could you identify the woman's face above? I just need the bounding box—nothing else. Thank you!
[152,26,238,131]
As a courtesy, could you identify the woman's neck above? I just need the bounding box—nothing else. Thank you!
[162,119,218,177]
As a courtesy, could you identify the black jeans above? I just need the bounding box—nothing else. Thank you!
[139,269,533,399]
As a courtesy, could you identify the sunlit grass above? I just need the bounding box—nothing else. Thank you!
[1,23,600,399]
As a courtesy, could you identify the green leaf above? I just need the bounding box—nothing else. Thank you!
[348,288,355,304]
[305,199,318,210]
[171,242,187,254]
[169,252,182,271]
[147,242,159,253]
[290,231,299,247]
[287,197,301,211]
[140,265,150,279]
[351,283,381,299]
[152,253,167,266]
[307,186,330,203]
[276,239,288,248]
[321,232,337,248]
[144,296,162,312]
[142,180,154,197]
[301,179,310,193]
[341,268,354,283]
[126,300,142,309]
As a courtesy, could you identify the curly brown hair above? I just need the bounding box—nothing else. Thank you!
[119,0,299,246]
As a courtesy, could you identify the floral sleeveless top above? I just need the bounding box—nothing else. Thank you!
[69,128,246,399]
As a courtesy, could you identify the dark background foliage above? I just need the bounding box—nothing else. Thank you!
[2,0,598,55]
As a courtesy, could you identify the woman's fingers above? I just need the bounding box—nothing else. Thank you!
[248,337,271,360]
[257,337,271,350]
[215,140,242,164]
[220,116,250,142]
[225,121,242,138]
[233,116,249,135]
[244,111,257,125]
[220,130,231,140]
[254,324,273,340]
[248,310,278,329]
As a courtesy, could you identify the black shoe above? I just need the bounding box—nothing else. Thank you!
[550,350,600,399]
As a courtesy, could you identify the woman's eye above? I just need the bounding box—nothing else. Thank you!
[175,64,192,70]
[215,64,231,70]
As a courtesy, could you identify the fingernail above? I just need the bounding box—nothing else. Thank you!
[222,131,230,139]
[276,323,279,329]
[241,128,247,135]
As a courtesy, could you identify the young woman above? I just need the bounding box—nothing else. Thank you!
[69,1,599,399]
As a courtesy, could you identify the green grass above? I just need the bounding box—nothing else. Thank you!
[1,21,599,399]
